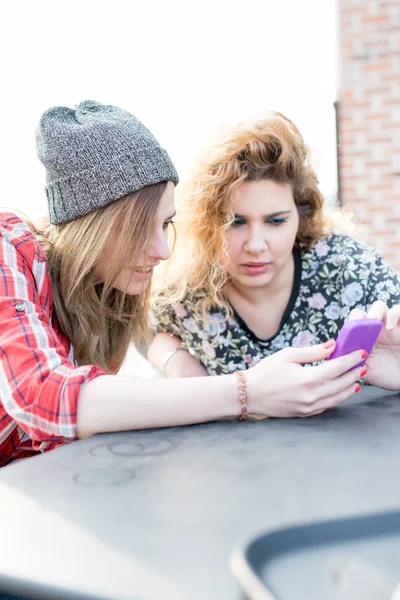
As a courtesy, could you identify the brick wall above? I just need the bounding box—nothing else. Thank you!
[338,0,400,272]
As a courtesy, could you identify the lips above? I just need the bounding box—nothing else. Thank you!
[241,262,270,276]
[135,262,159,280]
[136,262,159,273]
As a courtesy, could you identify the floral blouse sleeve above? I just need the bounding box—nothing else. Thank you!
[363,250,400,309]
[331,236,400,312]
[152,300,227,370]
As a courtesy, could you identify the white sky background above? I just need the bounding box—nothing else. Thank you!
[0,0,339,220]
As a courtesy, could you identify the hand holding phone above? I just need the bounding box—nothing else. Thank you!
[328,318,383,368]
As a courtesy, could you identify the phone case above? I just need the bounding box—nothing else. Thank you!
[328,318,383,367]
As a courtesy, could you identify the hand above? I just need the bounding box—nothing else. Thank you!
[348,301,400,391]
[245,341,366,418]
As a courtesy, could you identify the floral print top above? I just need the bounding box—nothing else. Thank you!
[153,234,400,376]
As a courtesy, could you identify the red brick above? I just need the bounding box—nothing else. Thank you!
[340,126,367,133]
[365,113,391,120]
[367,184,393,191]
[364,61,392,71]
[343,174,365,181]
[383,255,398,265]
[339,1,399,267]
[344,151,371,157]
[366,137,392,143]
[362,14,390,23]
[382,74,400,81]
[341,6,366,14]
[371,233,397,240]
[340,101,369,109]
[365,87,391,95]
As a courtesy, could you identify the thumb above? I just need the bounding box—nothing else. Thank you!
[284,340,336,364]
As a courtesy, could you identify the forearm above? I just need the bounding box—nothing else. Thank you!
[76,373,238,438]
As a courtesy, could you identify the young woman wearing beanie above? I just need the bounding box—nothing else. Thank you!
[149,112,400,389]
[0,102,366,467]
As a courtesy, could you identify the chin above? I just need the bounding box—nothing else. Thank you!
[115,279,150,296]
[241,274,274,287]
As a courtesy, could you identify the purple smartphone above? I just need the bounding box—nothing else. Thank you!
[328,318,383,368]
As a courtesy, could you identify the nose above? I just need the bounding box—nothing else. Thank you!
[150,229,171,262]
[244,225,268,255]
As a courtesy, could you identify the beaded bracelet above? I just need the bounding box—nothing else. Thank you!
[236,370,248,421]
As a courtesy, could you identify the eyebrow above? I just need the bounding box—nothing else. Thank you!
[234,210,292,218]
[165,211,177,221]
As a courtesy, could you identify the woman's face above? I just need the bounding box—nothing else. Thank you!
[98,181,176,295]
[224,179,299,291]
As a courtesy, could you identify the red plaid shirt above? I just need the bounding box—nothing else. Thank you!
[0,213,106,467]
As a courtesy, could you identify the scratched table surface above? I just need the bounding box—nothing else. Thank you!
[1,386,400,600]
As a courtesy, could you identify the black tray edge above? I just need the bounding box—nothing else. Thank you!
[230,508,400,600]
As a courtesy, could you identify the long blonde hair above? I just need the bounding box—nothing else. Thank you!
[35,182,167,373]
[153,112,343,320]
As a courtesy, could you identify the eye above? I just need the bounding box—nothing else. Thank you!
[231,217,246,228]
[266,218,287,226]
[163,220,175,230]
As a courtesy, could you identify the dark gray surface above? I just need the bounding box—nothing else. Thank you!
[1,387,400,599]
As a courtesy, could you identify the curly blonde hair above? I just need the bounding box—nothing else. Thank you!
[153,112,336,321]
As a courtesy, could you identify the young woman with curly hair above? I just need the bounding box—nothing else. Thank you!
[148,112,400,398]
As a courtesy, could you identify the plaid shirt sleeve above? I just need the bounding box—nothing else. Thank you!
[0,216,106,464]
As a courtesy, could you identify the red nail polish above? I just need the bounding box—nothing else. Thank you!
[361,350,368,359]
[355,384,361,393]
[361,368,367,377]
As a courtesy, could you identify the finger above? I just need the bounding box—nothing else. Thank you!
[284,340,336,364]
[348,308,367,320]
[311,349,366,382]
[386,304,400,331]
[306,382,360,417]
[317,365,364,400]
[367,300,389,321]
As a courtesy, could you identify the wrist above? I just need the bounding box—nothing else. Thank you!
[235,370,248,420]
[244,367,264,416]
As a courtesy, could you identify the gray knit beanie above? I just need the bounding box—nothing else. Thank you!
[36,100,179,224]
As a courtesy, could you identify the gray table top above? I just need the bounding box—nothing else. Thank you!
[1,386,400,600]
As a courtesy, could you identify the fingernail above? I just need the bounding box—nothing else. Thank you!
[355,384,361,393]
[361,350,368,359]
[323,340,335,349]
[361,368,367,377]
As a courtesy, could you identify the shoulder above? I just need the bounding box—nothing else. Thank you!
[0,212,46,267]
[151,290,231,335]
[301,233,400,305]
[153,289,206,321]
[303,233,385,270]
